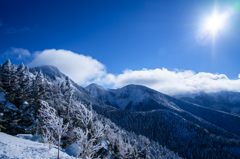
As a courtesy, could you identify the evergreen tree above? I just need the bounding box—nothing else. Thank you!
[1,59,12,92]
[32,70,47,100]
[0,64,3,92]
[1,60,20,106]
[20,66,32,98]
[63,76,73,117]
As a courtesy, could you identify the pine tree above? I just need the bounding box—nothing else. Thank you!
[0,64,3,92]
[63,76,73,118]
[1,60,20,106]
[31,68,37,76]
[32,70,47,100]
[21,66,32,98]
[1,60,12,92]
[12,63,26,106]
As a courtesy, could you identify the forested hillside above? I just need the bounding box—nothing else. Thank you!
[0,60,180,159]
[1,60,240,158]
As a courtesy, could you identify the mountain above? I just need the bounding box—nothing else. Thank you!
[28,67,240,158]
[86,83,240,137]
[86,83,240,158]
[86,83,181,111]
[175,91,240,115]
[2,62,239,158]
[1,61,181,159]
[32,66,101,106]
[31,65,66,80]
[32,65,90,95]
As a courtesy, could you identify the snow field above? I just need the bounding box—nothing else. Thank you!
[0,132,74,159]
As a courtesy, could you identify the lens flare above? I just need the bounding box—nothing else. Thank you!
[204,11,225,34]
[196,7,233,45]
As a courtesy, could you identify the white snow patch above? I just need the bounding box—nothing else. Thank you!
[16,134,42,142]
[65,142,79,157]
[0,132,74,159]
[65,139,109,157]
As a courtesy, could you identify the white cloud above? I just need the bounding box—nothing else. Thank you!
[29,49,106,85]
[27,48,240,95]
[239,74,240,79]
[95,68,240,95]
[4,48,31,60]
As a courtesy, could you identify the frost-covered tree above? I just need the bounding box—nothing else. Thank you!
[33,70,45,99]
[42,125,55,150]
[73,102,106,159]
[20,66,32,97]
[17,64,30,95]
[61,76,74,118]
[0,60,22,106]
[0,66,3,92]
[39,100,69,159]
[1,59,12,90]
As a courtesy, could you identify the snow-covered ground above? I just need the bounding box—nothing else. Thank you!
[0,132,74,159]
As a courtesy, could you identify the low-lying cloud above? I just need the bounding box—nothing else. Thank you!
[28,49,106,85]
[97,68,240,95]
[27,48,240,95]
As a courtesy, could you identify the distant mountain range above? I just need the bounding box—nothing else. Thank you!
[86,82,240,137]
[175,91,240,115]
[34,65,240,158]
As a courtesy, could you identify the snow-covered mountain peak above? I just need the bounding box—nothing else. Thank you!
[85,83,181,111]
[86,83,108,91]
[32,65,66,79]
[120,84,153,91]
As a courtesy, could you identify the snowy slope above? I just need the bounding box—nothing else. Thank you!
[0,132,74,159]
[33,65,101,106]
[86,84,181,111]
[31,65,66,80]
[17,65,240,158]
[86,83,240,138]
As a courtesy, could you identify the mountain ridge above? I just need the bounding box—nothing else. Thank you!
[85,83,240,138]
[24,65,240,158]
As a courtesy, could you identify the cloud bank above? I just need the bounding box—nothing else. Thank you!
[28,49,106,85]
[28,49,240,95]
[4,48,31,60]
[96,68,240,95]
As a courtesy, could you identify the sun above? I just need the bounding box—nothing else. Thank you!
[204,11,226,35]
[196,7,233,45]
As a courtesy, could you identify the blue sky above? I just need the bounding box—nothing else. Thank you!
[0,0,240,95]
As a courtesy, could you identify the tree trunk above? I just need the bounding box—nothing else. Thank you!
[58,135,60,159]
[76,146,79,159]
